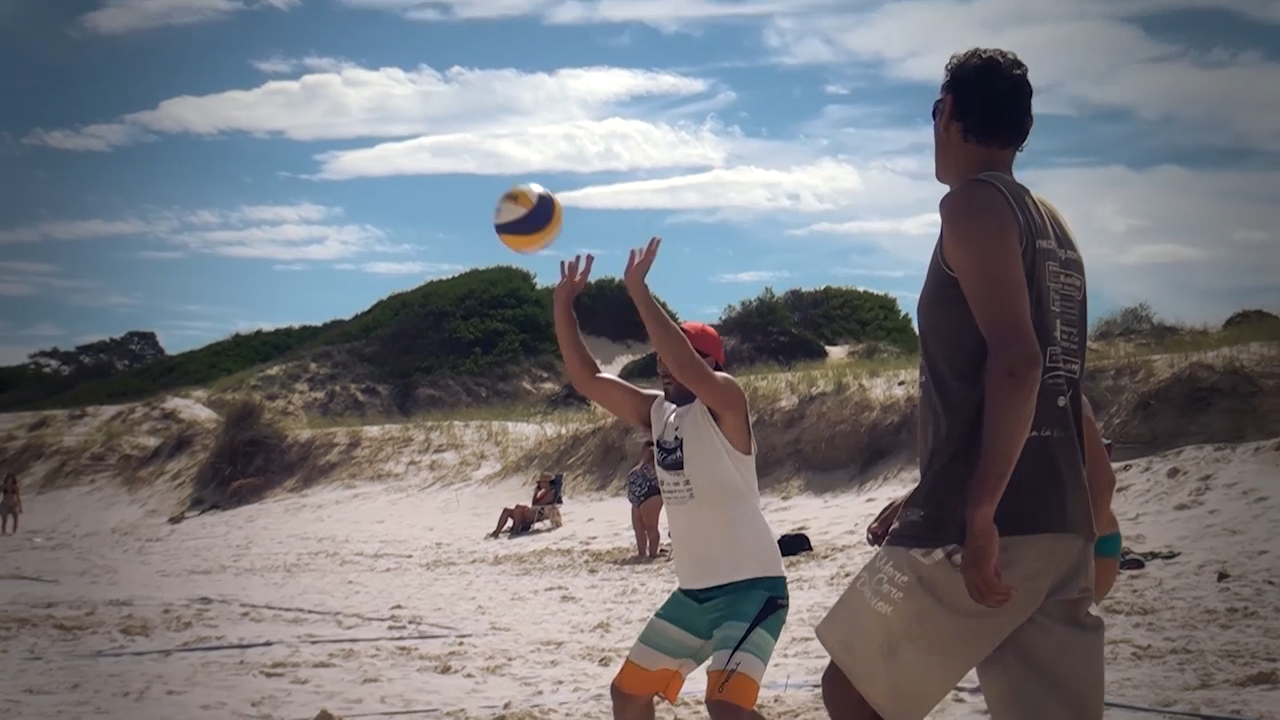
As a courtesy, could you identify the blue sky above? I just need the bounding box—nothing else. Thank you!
[1,0,1278,364]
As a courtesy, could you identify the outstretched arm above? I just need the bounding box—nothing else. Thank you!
[554,255,661,430]
[624,238,747,423]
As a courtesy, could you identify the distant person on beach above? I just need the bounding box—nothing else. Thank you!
[817,48,1102,720]
[867,396,1121,603]
[554,239,789,720]
[1,472,22,535]
[488,472,557,538]
[626,440,663,560]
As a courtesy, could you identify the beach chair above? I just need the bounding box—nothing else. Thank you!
[527,473,565,531]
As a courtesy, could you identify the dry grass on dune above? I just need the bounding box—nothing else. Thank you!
[1,334,1276,512]
[514,342,1280,496]
[511,363,922,495]
[186,398,346,510]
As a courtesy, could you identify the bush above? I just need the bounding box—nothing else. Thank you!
[1,266,681,411]
[560,276,679,343]
[718,285,916,367]
[619,351,659,381]
[189,399,331,510]
[1223,309,1280,331]
[1090,302,1182,341]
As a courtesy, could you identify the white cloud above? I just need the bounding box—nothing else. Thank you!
[22,123,156,152]
[78,0,300,36]
[833,268,912,279]
[140,250,186,259]
[1022,163,1280,322]
[762,0,1280,151]
[712,271,792,283]
[0,219,167,244]
[315,118,730,179]
[158,318,302,338]
[558,158,933,214]
[342,0,839,26]
[779,162,1280,324]
[251,55,358,76]
[0,261,59,274]
[0,263,99,299]
[333,261,465,275]
[173,223,386,261]
[790,212,939,238]
[24,64,711,151]
[0,203,388,263]
[182,204,335,226]
[20,323,65,337]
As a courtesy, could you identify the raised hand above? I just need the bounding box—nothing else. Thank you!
[623,237,661,292]
[554,254,594,306]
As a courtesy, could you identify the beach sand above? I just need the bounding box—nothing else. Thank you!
[1,438,1278,719]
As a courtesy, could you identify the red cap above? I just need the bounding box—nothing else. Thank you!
[680,321,725,369]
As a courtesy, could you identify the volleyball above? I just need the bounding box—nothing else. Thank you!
[493,183,562,253]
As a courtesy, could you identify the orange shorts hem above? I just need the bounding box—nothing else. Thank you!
[705,669,761,709]
[613,659,685,704]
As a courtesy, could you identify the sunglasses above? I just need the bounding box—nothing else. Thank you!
[931,98,943,121]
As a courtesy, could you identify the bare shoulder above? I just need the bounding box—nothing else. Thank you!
[939,179,1017,231]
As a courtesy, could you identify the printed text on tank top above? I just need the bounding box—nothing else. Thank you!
[889,172,1093,548]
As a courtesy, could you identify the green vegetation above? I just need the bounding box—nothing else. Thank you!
[4,263,1273,421]
[0,267,670,412]
[621,285,917,379]
[1088,302,1280,364]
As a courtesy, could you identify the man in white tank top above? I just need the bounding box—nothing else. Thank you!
[552,237,788,720]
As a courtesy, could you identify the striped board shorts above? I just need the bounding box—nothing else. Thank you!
[613,576,788,710]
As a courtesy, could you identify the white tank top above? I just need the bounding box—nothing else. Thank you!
[649,396,785,590]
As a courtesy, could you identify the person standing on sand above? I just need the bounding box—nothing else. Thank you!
[554,238,789,720]
[626,440,664,560]
[1,472,22,535]
[816,48,1102,720]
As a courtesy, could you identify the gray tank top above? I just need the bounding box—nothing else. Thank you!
[888,172,1095,548]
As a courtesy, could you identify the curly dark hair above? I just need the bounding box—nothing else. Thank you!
[940,48,1033,151]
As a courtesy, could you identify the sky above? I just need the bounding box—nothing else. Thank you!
[1,0,1278,364]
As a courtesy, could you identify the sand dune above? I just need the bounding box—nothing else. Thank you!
[2,436,1277,719]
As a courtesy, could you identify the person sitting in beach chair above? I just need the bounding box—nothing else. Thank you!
[488,471,563,538]
[867,397,1123,603]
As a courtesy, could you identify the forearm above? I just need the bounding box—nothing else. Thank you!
[629,284,701,379]
[966,352,1042,520]
[553,300,604,384]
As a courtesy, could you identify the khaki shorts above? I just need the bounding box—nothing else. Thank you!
[816,534,1103,720]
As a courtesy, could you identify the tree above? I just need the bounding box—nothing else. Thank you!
[29,331,167,375]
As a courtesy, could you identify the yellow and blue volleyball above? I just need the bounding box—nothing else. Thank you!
[494,183,562,254]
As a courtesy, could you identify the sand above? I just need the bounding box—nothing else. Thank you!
[2,438,1278,720]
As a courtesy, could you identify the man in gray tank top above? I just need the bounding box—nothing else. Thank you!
[815,48,1103,720]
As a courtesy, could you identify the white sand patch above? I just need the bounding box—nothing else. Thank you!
[1,440,1277,719]
[158,397,219,423]
[584,335,650,376]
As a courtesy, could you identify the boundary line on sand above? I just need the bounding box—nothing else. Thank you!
[20,631,470,662]
[294,678,1268,720]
